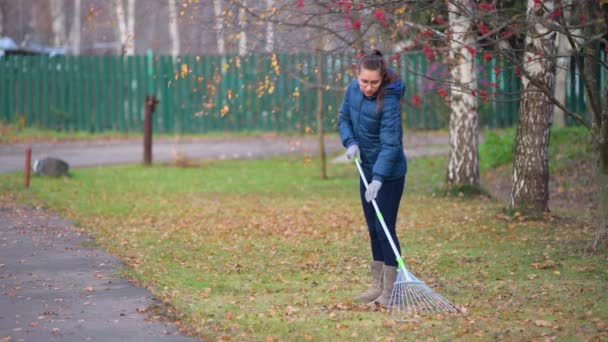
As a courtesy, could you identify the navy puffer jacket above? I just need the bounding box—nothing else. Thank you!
[338,76,407,182]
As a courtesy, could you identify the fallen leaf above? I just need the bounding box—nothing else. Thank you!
[285,305,299,316]
[535,320,552,327]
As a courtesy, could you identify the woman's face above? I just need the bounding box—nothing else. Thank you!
[357,68,382,97]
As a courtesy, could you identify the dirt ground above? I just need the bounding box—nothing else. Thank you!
[482,157,597,218]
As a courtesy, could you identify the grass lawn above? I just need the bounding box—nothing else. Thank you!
[1,129,606,340]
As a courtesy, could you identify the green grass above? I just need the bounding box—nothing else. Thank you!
[1,136,606,340]
[0,124,131,143]
[479,126,592,172]
[0,123,321,143]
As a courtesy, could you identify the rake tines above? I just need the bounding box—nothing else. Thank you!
[387,268,459,316]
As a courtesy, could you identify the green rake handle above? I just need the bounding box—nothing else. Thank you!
[354,157,410,277]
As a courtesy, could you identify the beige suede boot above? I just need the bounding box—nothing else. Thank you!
[353,261,384,302]
[369,265,398,306]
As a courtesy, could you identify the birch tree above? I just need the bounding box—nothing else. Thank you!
[168,0,180,57]
[266,0,274,52]
[213,0,225,55]
[553,0,575,127]
[70,0,81,54]
[447,0,479,188]
[0,3,4,36]
[553,28,568,127]
[50,0,66,47]
[510,0,557,212]
[115,0,135,55]
[238,5,247,55]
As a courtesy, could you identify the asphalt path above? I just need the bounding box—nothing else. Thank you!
[0,204,200,342]
[0,135,343,174]
[0,133,449,174]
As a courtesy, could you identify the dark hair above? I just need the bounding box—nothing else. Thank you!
[357,50,398,114]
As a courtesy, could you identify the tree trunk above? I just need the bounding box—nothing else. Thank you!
[266,0,274,53]
[115,0,135,55]
[213,0,225,55]
[581,1,608,253]
[316,25,326,180]
[592,135,608,252]
[168,0,180,57]
[115,0,126,54]
[70,0,81,55]
[447,0,479,187]
[238,5,247,55]
[553,31,568,127]
[553,0,572,127]
[510,0,557,213]
[126,0,135,54]
[50,0,66,47]
[0,3,4,36]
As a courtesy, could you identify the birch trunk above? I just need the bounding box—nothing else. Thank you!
[447,0,479,187]
[266,0,274,53]
[168,0,180,57]
[238,6,247,55]
[553,30,568,127]
[126,0,135,54]
[50,0,66,47]
[510,0,557,213]
[115,0,127,54]
[115,0,135,55]
[70,0,81,54]
[213,0,225,55]
[0,4,4,36]
[553,0,572,127]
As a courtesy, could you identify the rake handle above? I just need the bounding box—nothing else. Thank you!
[354,157,408,275]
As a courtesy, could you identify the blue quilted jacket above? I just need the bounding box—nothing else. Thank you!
[338,76,407,182]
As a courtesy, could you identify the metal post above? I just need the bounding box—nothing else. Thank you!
[143,95,158,166]
[25,147,31,187]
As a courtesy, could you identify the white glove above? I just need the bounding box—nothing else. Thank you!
[346,144,360,160]
[365,180,382,202]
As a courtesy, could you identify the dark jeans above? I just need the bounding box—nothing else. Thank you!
[360,176,405,267]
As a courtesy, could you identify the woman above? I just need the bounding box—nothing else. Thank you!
[338,50,407,305]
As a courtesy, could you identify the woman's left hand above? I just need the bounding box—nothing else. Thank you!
[365,180,382,202]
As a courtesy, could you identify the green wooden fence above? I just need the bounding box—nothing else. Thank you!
[0,52,588,134]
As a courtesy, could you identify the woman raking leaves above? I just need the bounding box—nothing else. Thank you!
[338,50,407,305]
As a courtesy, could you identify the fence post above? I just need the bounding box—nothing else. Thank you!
[143,49,159,166]
[143,95,159,166]
[25,147,32,187]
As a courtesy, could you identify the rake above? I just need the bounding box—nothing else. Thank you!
[354,157,459,316]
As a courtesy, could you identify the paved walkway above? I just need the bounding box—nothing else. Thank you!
[0,135,344,174]
[0,133,448,174]
[0,133,449,341]
[0,203,199,342]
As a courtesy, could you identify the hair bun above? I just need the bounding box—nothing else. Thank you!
[370,49,383,57]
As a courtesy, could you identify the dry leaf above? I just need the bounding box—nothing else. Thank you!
[534,320,552,327]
